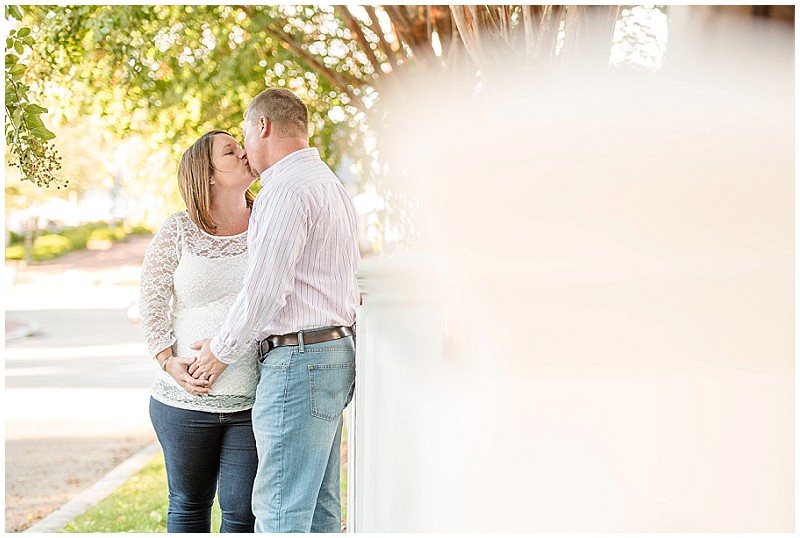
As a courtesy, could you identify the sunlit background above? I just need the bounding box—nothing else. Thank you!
[6,5,681,257]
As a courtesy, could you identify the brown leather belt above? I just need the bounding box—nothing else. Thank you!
[259,326,354,355]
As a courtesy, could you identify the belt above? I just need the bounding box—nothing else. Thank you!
[259,326,354,355]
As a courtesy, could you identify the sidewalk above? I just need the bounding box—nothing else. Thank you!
[5,235,151,309]
[5,235,158,533]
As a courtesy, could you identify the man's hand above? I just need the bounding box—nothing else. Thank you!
[188,338,228,387]
[165,356,211,396]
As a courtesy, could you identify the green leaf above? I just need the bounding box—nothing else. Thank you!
[5,53,17,65]
[25,104,48,114]
[30,127,56,141]
[9,63,25,76]
[17,27,30,37]
[24,113,45,129]
[14,41,23,54]
[5,5,23,21]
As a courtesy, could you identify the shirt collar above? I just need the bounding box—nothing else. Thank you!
[260,147,320,185]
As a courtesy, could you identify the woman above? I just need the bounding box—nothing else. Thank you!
[139,130,259,533]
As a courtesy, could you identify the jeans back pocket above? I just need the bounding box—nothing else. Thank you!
[308,362,356,421]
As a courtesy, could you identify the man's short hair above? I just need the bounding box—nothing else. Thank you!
[244,88,309,138]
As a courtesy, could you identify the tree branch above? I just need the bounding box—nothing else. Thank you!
[385,5,414,37]
[265,22,364,110]
[383,5,425,60]
[437,11,455,67]
[522,5,537,57]
[450,5,489,70]
[536,5,566,64]
[480,5,503,39]
[363,6,397,68]
[338,6,383,75]
[560,5,618,71]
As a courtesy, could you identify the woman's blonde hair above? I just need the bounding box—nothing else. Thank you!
[177,130,254,234]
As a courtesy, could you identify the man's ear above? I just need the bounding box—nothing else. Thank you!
[259,116,270,139]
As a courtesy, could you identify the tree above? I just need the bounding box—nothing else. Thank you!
[21,5,368,172]
[8,5,792,256]
[15,6,628,176]
[4,5,63,188]
[8,4,795,189]
[11,5,629,251]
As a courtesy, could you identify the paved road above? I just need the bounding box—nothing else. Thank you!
[5,236,157,532]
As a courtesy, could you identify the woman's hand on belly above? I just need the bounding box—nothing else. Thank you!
[165,355,212,396]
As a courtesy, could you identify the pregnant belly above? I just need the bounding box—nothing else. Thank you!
[170,309,258,396]
[172,308,228,357]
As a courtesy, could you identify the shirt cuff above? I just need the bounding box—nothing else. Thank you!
[210,336,237,365]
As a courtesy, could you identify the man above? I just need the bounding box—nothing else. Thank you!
[188,87,360,533]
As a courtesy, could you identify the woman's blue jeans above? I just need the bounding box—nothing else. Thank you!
[149,397,258,533]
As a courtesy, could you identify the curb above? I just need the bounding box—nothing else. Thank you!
[24,442,161,533]
[5,315,40,341]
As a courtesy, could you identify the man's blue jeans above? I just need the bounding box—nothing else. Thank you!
[149,398,258,533]
[252,334,356,533]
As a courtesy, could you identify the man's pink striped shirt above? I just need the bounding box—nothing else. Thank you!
[210,147,360,364]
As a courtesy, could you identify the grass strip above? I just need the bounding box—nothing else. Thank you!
[60,442,348,532]
[59,452,221,533]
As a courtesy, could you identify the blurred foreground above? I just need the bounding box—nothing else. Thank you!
[350,15,793,532]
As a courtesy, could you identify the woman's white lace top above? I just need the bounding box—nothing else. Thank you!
[139,211,258,413]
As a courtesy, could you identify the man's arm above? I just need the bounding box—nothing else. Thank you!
[189,187,309,379]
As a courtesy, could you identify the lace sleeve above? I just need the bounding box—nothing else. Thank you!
[139,213,181,360]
